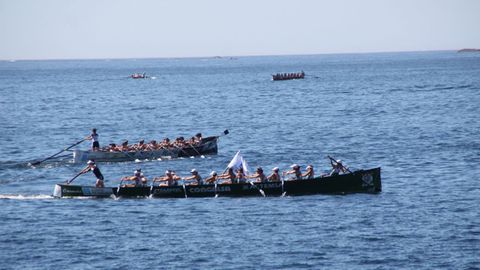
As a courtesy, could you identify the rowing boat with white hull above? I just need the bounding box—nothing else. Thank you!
[53,167,381,198]
[72,136,218,163]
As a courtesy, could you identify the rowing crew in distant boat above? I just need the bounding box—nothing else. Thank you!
[272,71,305,81]
[98,133,204,152]
[131,73,147,79]
[31,130,227,165]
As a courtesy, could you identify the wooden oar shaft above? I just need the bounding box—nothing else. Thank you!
[66,171,84,184]
[327,156,352,173]
[32,138,86,165]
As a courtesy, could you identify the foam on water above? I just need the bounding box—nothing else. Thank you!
[0,194,53,200]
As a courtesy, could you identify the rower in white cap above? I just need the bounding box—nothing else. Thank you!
[204,171,218,184]
[153,170,180,186]
[267,167,281,182]
[283,164,302,180]
[121,169,148,187]
[329,159,348,176]
[79,160,105,187]
[302,165,315,179]
[183,169,203,185]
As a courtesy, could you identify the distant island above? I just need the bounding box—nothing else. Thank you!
[458,48,480,53]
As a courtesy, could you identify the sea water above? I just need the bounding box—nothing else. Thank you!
[0,51,479,269]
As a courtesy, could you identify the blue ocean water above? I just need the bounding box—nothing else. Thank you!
[0,51,479,269]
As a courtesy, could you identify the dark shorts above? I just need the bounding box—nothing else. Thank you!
[92,141,100,148]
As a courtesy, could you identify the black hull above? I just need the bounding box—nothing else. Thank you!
[272,76,305,81]
[54,168,381,198]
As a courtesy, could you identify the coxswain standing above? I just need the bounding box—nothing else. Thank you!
[79,160,104,187]
[86,128,100,151]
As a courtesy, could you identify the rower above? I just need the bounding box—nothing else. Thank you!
[183,169,203,185]
[135,140,147,151]
[236,168,247,183]
[302,165,315,179]
[330,159,348,176]
[204,171,218,184]
[147,140,158,150]
[267,167,281,182]
[194,133,203,143]
[284,164,302,180]
[107,143,119,152]
[122,169,148,187]
[120,140,129,151]
[79,160,105,187]
[153,170,179,186]
[217,167,235,184]
[85,128,100,151]
[247,167,267,183]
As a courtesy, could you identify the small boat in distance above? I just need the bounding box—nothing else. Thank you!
[457,48,480,53]
[131,73,147,79]
[272,71,305,81]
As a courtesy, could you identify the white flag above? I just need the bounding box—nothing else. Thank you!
[227,151,250,175]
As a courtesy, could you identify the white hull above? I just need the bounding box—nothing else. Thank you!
[73,149,179,163]
[72,136,219,163]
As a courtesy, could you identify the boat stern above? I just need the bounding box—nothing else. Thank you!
[359,167,382,193]
[72,150,88,164]
[53,184,62,198]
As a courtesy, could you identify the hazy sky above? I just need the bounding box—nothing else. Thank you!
[1,0,479,60]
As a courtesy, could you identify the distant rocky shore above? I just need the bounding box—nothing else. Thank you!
[458,48,480,53]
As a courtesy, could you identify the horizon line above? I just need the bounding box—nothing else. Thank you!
[0,48,467,62]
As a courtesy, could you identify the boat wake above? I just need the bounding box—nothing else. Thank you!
[0,194,54,200]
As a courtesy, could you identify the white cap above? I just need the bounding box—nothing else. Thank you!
[306,165,313,169]
[210,171,217,175]
[290,164,299,168]
[191,169,197,173]
[336,160,342,163]
[165,170,170,174]
[272,167,279,171]
[87,160,95,165]
[134,170,141,175]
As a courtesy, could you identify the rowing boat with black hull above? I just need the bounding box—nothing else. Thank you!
[53,167,381,198]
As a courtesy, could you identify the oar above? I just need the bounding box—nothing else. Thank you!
[66,170,84,185]
[182,183,188,198]
[327,156,352,173]
[32,138,86,166]
[116,180,124,197]
[248,180,266,197]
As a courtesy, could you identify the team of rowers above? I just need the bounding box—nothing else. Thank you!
[272,71,305,80]
[79,158,349,188]
[86,128,205,152]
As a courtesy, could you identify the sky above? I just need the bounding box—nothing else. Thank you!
[0,0,479,60]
